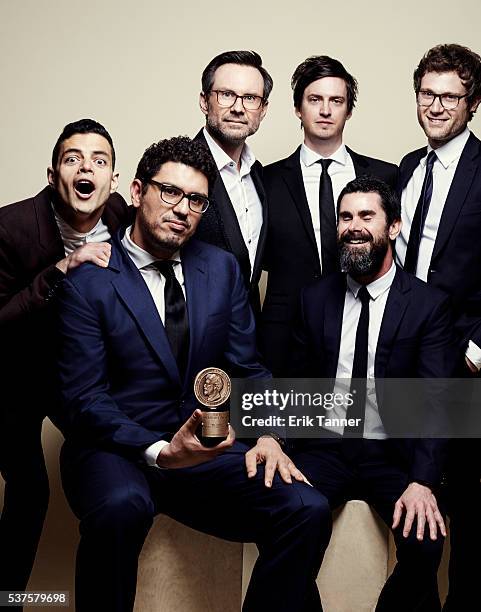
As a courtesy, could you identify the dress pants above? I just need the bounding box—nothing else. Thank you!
[442,438,481,611]
[0,407,49,607]
[293,439,445,612]
[60,440,330,612]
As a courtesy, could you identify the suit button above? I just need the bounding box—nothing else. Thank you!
[313,274,320,280]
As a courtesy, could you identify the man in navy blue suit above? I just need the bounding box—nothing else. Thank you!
[396,44,481,611]
[57,136,327,612]
[291,177,457,611]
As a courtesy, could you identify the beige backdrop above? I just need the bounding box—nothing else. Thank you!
[1,0,480,607]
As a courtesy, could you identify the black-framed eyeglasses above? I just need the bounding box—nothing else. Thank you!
[210,89,264,110]
[417,90,469,110]
[148,180,210,213]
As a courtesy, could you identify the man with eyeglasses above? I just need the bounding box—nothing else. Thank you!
[194,50,271,315]
[260,55,398,376]
[56,136,327,612]
[397,43,481,611]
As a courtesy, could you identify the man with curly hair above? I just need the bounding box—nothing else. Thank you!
[57,136,327,612]
[397,44,481,611]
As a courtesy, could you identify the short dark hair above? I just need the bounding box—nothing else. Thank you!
[337,176,401,227]
[413,44,481,121]
[201,50,273,101]
[52,118,116,169]
[135,136,217,194]
[291,55,358,113]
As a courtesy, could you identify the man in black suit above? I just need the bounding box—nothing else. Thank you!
[396,43,481,611]
[194,50,271,314]
[291,176,456,611]
[0,119,131,598]
[261,56,398,375]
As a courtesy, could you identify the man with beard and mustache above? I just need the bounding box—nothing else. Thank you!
[0,118,131,602]
[194,50,271,314]
[290,176,457,611]
[56,136,327,612]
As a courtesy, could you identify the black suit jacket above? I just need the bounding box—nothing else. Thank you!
[260,145,399,375]
[399,132,481,349]
[193,129,267,314]
[0,186,132,415]
[291,266,457,487]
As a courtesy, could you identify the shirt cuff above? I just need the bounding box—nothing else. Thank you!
[143,440,170,468]
[466,340,481,371]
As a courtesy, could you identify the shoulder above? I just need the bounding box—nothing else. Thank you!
[399,146,426,168]
[0,188,45,224]
[349,149,398,180]
[397,268,450,310]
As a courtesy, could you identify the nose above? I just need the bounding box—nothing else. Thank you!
[79,157,93,172]
[172,196,190,216]
[430,95,444,114]
[231,95,245,113]
[348,217,363,233]
[319,100,331,116]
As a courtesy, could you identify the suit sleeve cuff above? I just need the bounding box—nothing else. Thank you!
[466,340,481,370]
[143,440,170,468]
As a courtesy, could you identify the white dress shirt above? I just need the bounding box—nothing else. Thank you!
[325,262,397,438]
[121,226,184,466]
[396,128,481,367]
[53,203,111,255]
[203,128,262,277]
[300,142,356,268]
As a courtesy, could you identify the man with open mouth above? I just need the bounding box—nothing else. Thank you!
[0,118,131,601]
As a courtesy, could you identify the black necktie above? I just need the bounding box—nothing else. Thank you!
[318,159,339,275]
[404,150,437,274]
[344,285,371,445]
[153,260,189,377]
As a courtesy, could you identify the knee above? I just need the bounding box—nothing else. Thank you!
[81,488,154,537]
[277,482,331,534]
[397,528,444,570]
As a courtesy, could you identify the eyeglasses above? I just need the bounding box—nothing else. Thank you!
[417,90,469,110]
[210,89,264,110]
[148,180,210,213]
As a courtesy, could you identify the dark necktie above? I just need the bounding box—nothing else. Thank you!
[343,285,371,456]
[318,159,339,275]
[153,260,189,377]
[404,150,437,274]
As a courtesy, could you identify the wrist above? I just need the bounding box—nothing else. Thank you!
[156,443,172,468]
[259,432,285,448]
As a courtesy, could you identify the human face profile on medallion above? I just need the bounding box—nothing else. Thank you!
[194,367,231,407]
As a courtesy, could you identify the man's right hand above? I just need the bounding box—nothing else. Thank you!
[156,409,235,469]
[56,242,112,274]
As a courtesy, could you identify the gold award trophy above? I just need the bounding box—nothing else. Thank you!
[194,367,231,447]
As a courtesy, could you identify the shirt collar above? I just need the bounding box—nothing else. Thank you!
[425,127,470,170]
[203,127,256,172]
[300,142,348,168]
[347,260,396,301]
[52,202,106,239]
[121,225,180,270]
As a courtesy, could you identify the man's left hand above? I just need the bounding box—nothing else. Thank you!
[392,482,446,541]
[245,436,308,488]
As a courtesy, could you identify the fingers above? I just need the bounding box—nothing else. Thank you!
[277,458,293,484]
[245,449,258,479]
[183,410,203,435]
[264,456,277,488]
[431,497,446,538]
[416,505,427,541]
[392,499,403,530]
[403,505,416,538]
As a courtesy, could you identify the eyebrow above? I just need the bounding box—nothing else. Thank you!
[62,148,110,157]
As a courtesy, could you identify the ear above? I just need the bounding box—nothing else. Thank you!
[294,105,302,120]
[470,98,481,114]
[47,166,55,187]
[389,218,402,241]
[110,172,119,193]
[199,92,209,117]
[259,100,268,121]
[130,179,143,208]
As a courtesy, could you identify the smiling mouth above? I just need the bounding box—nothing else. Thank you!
[74,180,95,196]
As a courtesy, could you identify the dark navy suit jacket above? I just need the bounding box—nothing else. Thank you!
[399,132,481,349]
[291,266,458,487]
[57,230,268,456]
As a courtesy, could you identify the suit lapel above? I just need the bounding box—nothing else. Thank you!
[431,133,481,262]
[110,236,181,388]
[324,275,346,377]
[282,147,320,263]
[399,148,426,193]
[375,267,411,378]
[181,241,209,387]
[250,162,267,284]
[347,147,370,176]
[34,187,65,260]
